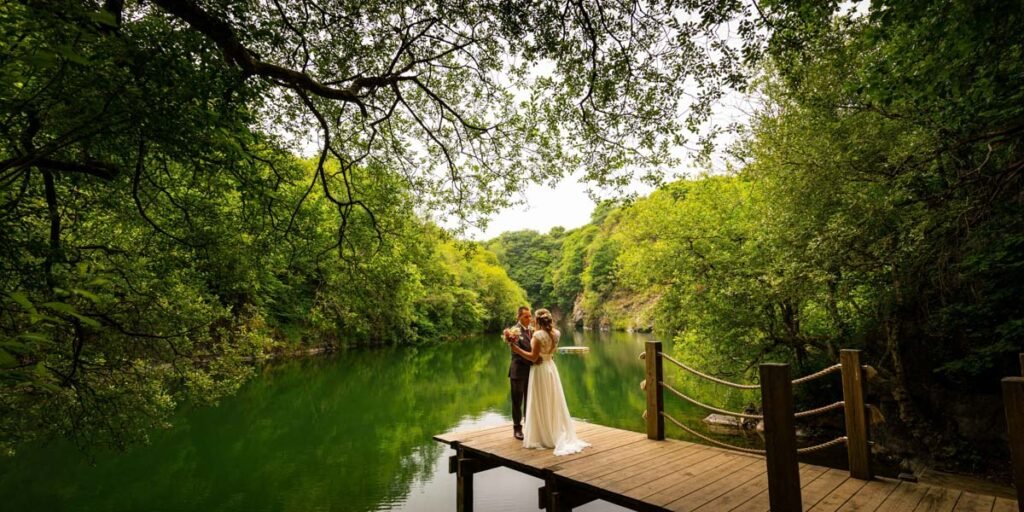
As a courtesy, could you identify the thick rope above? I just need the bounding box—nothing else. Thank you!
[794,401,846,419]
[792,364,842,385]
[660,412,767,455]
[660,381,763,419]
[658,352,762,390]
[796,436,848,454]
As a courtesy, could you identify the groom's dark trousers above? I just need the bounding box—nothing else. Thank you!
[509,326,533,433]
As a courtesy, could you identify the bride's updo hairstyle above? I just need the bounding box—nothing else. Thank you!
[535,309,555,335]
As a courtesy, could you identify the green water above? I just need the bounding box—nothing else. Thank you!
[0,329,763,512]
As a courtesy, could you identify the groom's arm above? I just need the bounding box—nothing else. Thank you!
[519,336,535,364]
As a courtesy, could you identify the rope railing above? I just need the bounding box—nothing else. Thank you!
[643,352,848,389]
[791,364,842,385]
[660,379,844,421]
[794,400,845,419]
[660,381,764,419]
[660,409,848,456]
[796,436,848,454]
[659,411,767,455]
[657,352,762,390]
[642,341,876,497]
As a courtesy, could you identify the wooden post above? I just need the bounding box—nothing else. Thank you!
[841,349,873,480]
[455,446,474,512]
[1003,377,1024,510]
[1018,352,1023,376]
[760,363,802,512]
[645,341,665,440]
[539,473,594,511]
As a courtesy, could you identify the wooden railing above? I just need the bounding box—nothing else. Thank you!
[1005,353,1024,510]
[641,341,873,511]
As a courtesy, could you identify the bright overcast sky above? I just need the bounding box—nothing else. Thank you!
[464,173,633,240]
[462,96,753,241]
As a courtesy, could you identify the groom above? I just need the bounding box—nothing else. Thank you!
[508,306,533,440]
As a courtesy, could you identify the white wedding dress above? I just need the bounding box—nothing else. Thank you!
[522,329,590,455]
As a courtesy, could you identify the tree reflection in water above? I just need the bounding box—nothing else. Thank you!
[0,329,751,511]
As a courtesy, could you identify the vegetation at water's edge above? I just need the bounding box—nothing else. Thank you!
[486,2,1024,476]
[0,147,527,453]
[2,0,1022,482]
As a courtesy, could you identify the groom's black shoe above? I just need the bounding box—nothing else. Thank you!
[513,428,524,440]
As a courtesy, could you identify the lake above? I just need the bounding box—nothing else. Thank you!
[0,328,766,511]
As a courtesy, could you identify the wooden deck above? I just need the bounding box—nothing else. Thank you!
[434,421,1019,512]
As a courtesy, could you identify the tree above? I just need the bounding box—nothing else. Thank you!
[13,0,765,451]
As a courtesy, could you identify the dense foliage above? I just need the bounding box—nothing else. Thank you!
[2,0,1021,476]
[489,0,1024,471]
[0,146,526,453]
[0,0,759,452]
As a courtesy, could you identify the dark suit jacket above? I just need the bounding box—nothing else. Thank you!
[508,324,533,379]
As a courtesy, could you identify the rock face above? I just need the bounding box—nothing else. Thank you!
[571,294,586,326]
[570,289,659,332]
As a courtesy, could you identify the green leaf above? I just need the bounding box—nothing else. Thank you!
[40,301,78,314]
[88,10,118,27]
[1,340,30,354]
[40,302,102,328]
[16,333,50,345]
[0,349,17,368]
[8,292,36,314]
[87,277,111,287]
[34,362,51,380]
[71,288,101,303]
[54,45,90,66]
[24,50,58,69]
[28,313,60,325]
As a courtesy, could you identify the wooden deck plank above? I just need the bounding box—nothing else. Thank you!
[635,452,762,506]
[450,424,525,447]
[836,478,900,512]
[915,486,964,512]
[795,468,853,511]
[991,497,1018,512]
[558,439,701,483]
[730,463,832,512]
[665,455,765,512]
[696,462,823,509]
[477,422,610,456]
[551,436,677,478]
[698,469,770,512]
[432,423,508,444]
[525,429,648,469]
[876,481,932,512]
[434,422,1011,512]
[588,443,721,492]
[808,477,869,512]
[618,450,757,501]
[483,425,628,467]
[952,491,996,512]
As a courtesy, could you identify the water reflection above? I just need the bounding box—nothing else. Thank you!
[0,329,748,511]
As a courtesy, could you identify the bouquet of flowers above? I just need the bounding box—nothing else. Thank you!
[501,326,521,344]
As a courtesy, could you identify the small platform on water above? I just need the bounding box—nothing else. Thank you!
[557,346,590,354]
[434,421,1018,512]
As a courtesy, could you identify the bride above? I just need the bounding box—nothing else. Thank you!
[507,308,590,456]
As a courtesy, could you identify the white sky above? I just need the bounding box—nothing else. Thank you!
[461,94,753,241]
[462,172,643,240]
